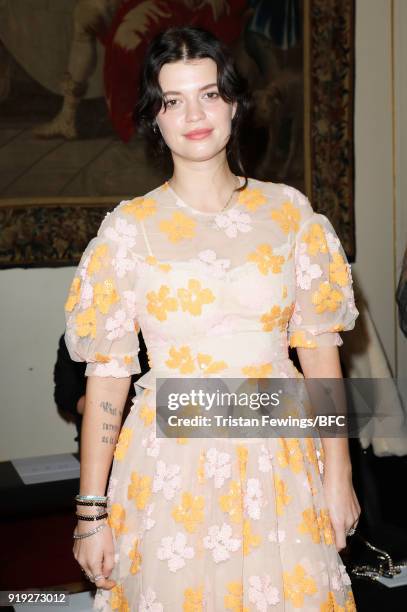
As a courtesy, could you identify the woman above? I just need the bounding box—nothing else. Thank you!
[65,26,361,611]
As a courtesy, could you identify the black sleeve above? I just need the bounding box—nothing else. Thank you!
[53,334,87,416]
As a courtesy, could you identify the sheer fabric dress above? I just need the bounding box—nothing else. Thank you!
[65,178,359,611]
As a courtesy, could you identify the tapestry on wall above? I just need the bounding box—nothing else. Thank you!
[0,0,355,268]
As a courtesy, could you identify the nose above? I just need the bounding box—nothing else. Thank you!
[185,98,206,123]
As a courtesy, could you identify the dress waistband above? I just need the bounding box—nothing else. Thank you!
[135,331,290,391]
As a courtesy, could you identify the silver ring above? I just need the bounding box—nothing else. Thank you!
[93,574,104,582]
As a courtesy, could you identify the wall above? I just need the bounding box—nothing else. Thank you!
[0,268,78,460]
[0,0,405,461]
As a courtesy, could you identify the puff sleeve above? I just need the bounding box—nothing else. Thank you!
[64,205,142,377]
[288,195,359,349]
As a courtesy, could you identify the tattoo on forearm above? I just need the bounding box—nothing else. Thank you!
[99,401,123,444]
[101,401,116,415]
[100,401,123,417]
[102,422,119,432]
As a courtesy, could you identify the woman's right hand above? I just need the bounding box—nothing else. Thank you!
[73,519,117,591]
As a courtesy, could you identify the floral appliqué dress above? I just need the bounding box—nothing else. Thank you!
[65,178,359,611]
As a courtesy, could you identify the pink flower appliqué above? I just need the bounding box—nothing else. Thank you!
[214,209,252,238]
[296,243,323,290]
[204,448,232,488]
[203,523,241,563]
[248,574,280,609]
[156,532,194,572]
[152,460,182,500]
[139,587,163,612]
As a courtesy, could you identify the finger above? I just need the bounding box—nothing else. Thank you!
[93,576,116,590]
[90,563,115,590]
[334,526,347,552]
[102,551,115,578]
[81,566,94,582]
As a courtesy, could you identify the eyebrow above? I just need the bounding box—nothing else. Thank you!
[162,83,218,96]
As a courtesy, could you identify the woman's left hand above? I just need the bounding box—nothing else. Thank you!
[322,466,361,552]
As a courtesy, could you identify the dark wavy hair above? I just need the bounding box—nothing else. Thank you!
[133,26,250,185]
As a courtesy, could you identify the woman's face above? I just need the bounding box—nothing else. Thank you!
[155,57,236,163]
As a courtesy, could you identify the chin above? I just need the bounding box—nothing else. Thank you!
[181,150,225,163]
[176,138,231,163]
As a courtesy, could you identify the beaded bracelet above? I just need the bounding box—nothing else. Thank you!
[75,494,108,502]
[76,512,108,522]
[76,500,107,507]
[73,523,106,540]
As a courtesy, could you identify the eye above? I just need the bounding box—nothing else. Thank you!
[203,91,219,100]
[164,98,181,110]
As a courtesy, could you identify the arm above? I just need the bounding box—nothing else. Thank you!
[297,345,360,551]
[78,375,131,495]
[73,375,131,591]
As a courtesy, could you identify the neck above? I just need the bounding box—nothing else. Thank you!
[169,154,238,213]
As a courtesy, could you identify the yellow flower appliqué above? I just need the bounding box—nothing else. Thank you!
[108,503,128,537]
[146,285,178,321]
[76,307,97,338]
[305,438,320,472]
[277,438,304,474]
[172,492,205,533]
[302,223,328,257]
[242,519,261,555]
[139,404,155,427]
[238,187,267,211]
[127,471,152,510]
[345,590,357,612]
[312,281,343,313]
[129,538,142,574]
[298,508,321,544]
[236,445,248,481]
[197,353,228,374]
[65,277,81,312]
[271,201,301,234]
[122,197,157,220]
[279,303,295,330]
[320,590,347,612]
[177,279,215,316]
[159,211,197,243]
[183,586,204,612]
[114,427,133,460]
[247,244,285,275]
[318,509,335,545]
[283,564,318,608]
[95,353,111,363]
[260,303,293,333]
[145,255,171,272]
[165,346,196,374]
[275,474,292,515]
[93,279,119,314]
[329,252,350,287]
[261,305,282,331]
[87,244,108,276]
[110,584,130,612]
[241,363,273,378]
[289,330,317,349]
[224,581,249,612]
[219,481,243,524]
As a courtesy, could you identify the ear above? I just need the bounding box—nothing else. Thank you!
[231,101,237,120]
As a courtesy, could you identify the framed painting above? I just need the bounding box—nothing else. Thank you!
[0,0,355,268]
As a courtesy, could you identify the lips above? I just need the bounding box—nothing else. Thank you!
[184,129,213,140]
